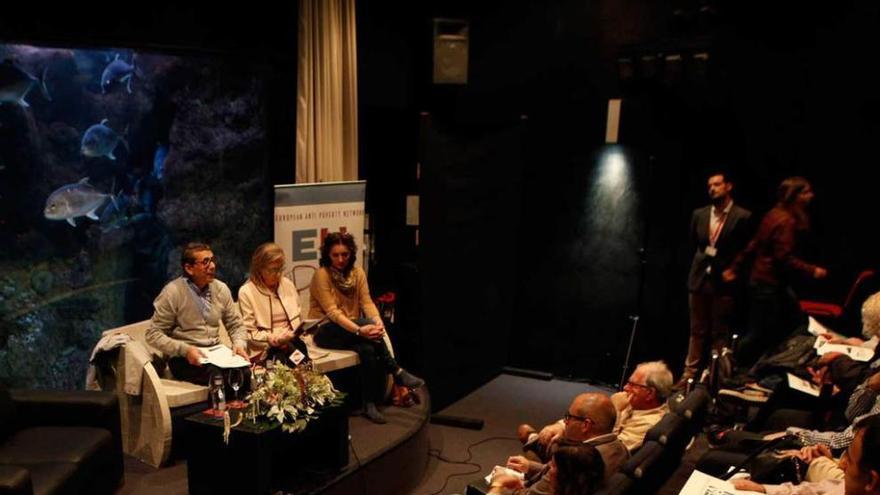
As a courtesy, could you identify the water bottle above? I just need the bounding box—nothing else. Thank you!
[212,374,227,413]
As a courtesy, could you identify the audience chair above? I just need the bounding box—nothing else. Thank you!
[645,413,690,453]
[800,269,875,321]
[620,440,666,490]
[595,472,634,495]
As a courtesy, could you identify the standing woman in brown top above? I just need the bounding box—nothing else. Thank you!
[309,232,424,423]
[724,177,828,367]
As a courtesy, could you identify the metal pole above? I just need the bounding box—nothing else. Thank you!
[619,315,640,389]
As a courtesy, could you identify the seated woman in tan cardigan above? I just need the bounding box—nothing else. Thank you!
[310,232,423,424]
[238,242,308,366]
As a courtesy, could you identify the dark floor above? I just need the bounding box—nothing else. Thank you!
[116,374,707,495]
[411,374,708,495]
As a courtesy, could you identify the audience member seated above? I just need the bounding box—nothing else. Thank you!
[776,444,844,484]
[239,242,310,366]
[810,292,880,396]
[730,415,880,495]
[309,232,423,424]
[822,290,880,350]
[522,361,672,455]
[718,293,880,436]
[145,242,251,388]
[611,361,674,452]
[698,366,880,482]
[784,368,880,452]
[509,393,628,487]
[489,443,606,495]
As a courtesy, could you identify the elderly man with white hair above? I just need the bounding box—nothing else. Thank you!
[610,360,674,451]
[524,361,673,454]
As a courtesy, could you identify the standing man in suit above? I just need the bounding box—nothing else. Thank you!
[676,172,752,389]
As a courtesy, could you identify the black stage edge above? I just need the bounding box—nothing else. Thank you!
[285,387,432,495]
[501,367,554,381]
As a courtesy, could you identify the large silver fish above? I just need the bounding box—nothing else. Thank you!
[44,178,110,227]
[81,119,128,160]
[100,54,135,94]
[0,59,51,107]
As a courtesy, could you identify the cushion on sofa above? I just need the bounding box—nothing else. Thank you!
[0,427,112,465]
[0,464,33,495]
[19,462,81,495]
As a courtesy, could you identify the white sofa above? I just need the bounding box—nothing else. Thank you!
[102,319,383,467]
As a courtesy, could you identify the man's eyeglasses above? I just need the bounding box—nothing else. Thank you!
[626,381,653,391]
[563,412,593,424]
[188,257,216,267]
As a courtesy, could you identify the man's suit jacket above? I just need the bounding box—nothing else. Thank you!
[687,203,752,292]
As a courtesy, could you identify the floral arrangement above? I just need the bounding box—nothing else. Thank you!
[246,363,345,433]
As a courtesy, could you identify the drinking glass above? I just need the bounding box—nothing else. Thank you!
[228,368,244,409]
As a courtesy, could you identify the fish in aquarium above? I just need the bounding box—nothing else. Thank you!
[43,178,115,227]
[0,59,51,107]
[152,143,168,181]
[100,54,136,94]
[81,119,128,160]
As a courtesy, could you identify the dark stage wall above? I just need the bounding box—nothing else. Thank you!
[358,0,880,406]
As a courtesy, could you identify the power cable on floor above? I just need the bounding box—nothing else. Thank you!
[425,436,520,495]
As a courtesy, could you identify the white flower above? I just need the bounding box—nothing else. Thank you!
[244,363,344,434]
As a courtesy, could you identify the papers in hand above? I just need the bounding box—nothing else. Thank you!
[807,316,832,337]
[484,466,524,485]
[198,345,249,368]
[679,470,763,495]
[813,339,874,362]
[787,372,821,397]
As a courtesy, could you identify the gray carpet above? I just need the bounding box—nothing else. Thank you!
[413,374,614,495]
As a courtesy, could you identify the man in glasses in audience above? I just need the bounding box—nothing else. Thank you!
[504,392,628,492]
[612,360,673,452]
[146,242,250,385]
[520,361,672,455]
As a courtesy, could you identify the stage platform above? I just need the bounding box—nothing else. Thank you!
[118,387,431,495]
[283,387,432,495]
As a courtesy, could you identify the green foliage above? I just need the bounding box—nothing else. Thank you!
[246,363,345,434]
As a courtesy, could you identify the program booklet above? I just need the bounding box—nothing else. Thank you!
[198,344,250,368]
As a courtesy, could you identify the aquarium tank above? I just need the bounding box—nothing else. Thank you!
[0,42,273,389]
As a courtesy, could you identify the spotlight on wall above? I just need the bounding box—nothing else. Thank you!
[597,145,630,190]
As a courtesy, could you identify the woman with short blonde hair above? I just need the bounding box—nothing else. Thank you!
[238,242,305,364]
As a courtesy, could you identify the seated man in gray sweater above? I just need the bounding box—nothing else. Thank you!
[146,242,250,385]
